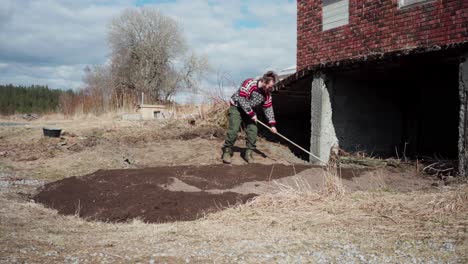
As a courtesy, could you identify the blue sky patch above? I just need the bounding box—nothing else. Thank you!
[234,19,261,29]
[135,0,175,6]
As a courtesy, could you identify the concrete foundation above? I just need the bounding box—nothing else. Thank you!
[458,52,468,177]
[310,73,338,163]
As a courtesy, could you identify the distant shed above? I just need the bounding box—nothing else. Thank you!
[138,104,166,120]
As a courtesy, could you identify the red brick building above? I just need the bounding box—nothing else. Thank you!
[274,0,468,175]
[297,0,467,69]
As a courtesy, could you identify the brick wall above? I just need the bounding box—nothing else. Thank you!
[297,0,468,70]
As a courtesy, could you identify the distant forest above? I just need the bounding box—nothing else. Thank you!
[0,84,74,115]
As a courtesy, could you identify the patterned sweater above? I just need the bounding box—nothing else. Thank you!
[230,78,276,126]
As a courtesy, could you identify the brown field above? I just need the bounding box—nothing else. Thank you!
[0,113,467,263]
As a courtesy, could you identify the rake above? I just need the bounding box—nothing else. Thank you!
[256,119,327,164]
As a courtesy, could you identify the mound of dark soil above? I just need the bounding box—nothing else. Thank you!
[34,164,310,223]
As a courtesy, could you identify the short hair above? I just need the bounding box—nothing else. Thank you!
[261,70,278,84]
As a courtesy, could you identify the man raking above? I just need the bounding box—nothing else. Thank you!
[222,71,278,164]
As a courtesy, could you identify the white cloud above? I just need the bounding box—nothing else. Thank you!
[0,62,86,89]
[149,0,297,99]
[0,0,297,101]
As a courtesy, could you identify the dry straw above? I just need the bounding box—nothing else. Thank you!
[320,164,346,198]
[427,185,468,214]
[238,163,347,212]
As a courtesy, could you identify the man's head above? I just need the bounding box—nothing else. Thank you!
[260,71,277,91]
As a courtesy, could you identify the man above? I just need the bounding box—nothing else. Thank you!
[222,71,278,164]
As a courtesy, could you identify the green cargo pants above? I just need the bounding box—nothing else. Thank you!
[223,106,258,150]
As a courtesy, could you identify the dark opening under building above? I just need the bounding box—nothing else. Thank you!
[273,0,468,175]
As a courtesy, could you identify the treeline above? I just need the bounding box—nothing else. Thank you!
[0,84,73,115]
[0,83,142,117]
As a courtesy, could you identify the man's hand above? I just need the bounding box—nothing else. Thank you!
[270,127,277,134]
[252,115,258,122]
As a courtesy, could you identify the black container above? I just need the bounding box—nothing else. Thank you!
[43,127,62,137]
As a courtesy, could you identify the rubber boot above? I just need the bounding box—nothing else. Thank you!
[222,147,232,164]
[244,149,254,163]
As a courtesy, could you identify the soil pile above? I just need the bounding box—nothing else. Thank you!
[34,164,309,223]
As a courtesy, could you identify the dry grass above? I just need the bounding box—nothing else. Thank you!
[0,108,304,182]
[1,176,467,263]
[235,166,358,214]
[0,102,221,124]
[428,185,468,214]
[196,99,229,128]
[1,110,467,262]
[358,185,468,224]
[203,181,467,262]
[365,169,388,191]
[246,178,322,210]
[321,164,346,198]
[235,164,346,211]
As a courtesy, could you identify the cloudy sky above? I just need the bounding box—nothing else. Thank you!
[0,0,297,103]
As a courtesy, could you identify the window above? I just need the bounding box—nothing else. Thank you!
[399,0,432,8]
[322,0,349,31]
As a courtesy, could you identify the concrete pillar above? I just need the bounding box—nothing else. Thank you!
[310,72,338,163]
[458,52,468,177]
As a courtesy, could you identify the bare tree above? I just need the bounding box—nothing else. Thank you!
[108,7,208,103]
[81,65,114,112]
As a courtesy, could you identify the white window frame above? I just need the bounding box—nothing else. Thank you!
[322,0,349,31]
[399,0,433,8]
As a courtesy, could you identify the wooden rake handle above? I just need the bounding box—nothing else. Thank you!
[256,119,327,164]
